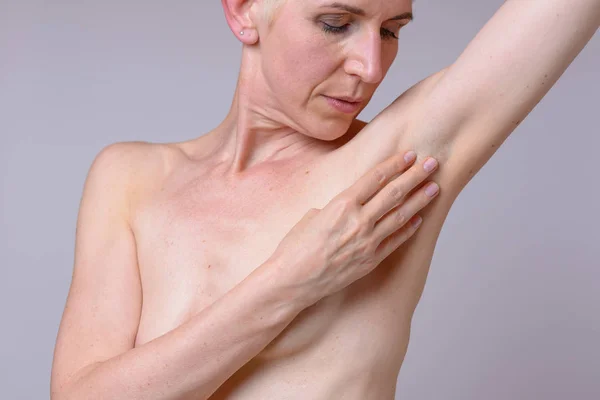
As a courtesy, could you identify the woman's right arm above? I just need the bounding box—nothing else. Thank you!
[50,142,306,400]
[51,142,439,400]
[54,261,303,400]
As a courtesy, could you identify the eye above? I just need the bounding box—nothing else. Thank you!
[321,22,399,41]
[380,28,399,40]
[321,22,350,34]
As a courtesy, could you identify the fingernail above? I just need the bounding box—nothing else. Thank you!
[424,158,438,172]
[411,216,423,228]
[425,182,439,197]
[404,151,417,163]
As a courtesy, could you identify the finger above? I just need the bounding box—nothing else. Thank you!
[374,214,423,261]
[351,151,418,206]
[362,156,438,223]
[371,180,439,245]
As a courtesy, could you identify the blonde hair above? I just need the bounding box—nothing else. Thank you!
[262,0,286,25]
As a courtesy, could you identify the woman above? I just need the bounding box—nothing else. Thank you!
[50,1,600,399]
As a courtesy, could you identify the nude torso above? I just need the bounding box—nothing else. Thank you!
[129,115,455,399]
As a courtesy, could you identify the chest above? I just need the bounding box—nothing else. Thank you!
[129,155,426,362]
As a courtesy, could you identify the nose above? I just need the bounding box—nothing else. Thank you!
[343,29,384,84]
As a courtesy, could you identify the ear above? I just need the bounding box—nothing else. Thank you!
[221,0,260,45]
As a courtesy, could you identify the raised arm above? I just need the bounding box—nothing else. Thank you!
[399,0,600,193]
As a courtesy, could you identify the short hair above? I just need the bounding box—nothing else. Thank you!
[262,0,286,26]
[261,0,415,25]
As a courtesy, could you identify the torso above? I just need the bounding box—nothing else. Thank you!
[130,98,458,399]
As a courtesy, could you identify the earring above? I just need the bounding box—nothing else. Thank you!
[240,31,245,35]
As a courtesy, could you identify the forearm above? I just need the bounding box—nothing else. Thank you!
[56,259,304,400]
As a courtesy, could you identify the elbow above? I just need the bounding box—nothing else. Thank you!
[50,381,75,400]
[51,362,101,400]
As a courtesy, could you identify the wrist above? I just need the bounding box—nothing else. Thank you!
[250,257,312,320]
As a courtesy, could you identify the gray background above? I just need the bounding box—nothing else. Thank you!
[1,1,598,399]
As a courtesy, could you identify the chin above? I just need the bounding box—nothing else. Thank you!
[304,116,355,142]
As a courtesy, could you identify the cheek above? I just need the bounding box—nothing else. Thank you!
[385,45,399,69]
[380,48,398,78]
[263,34,338,99]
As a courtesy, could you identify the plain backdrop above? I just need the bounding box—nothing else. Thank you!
[1,1,599,399]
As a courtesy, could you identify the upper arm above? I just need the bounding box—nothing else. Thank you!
[51,142,144,396]
[399,0,599,194]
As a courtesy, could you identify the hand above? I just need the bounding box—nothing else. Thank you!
[269,151,440,308]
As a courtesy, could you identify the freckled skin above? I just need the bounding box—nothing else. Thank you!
[234,0,407,144]
[133,1,420,398]
[52,0,599,398]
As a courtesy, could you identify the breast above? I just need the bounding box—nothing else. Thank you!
[132,213,349,360]
[129,164,349,356]
[128,150,429,371]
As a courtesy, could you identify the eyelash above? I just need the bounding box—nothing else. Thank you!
[321,23,399,40]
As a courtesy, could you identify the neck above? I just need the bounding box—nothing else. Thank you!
[208,49,334,177]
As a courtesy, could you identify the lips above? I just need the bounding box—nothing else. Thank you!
[328,95,363,104]
[322,95,363,114]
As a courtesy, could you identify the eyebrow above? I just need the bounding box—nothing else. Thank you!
[322,2,414,22]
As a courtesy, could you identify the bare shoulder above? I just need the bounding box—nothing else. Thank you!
[89,140,188,220]
[51,140,189,395]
